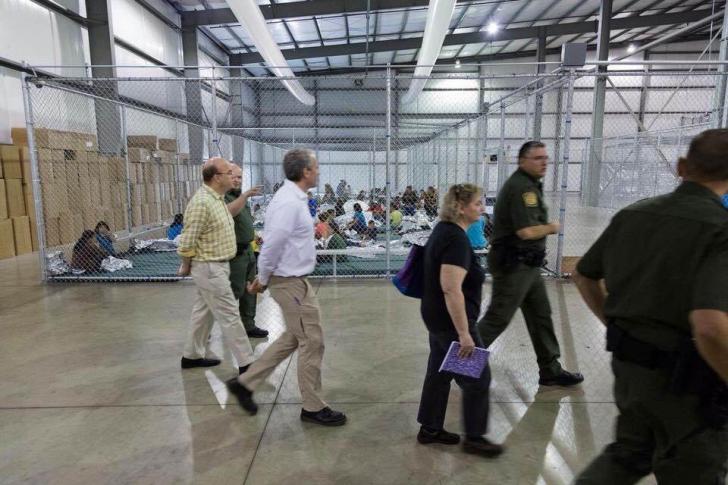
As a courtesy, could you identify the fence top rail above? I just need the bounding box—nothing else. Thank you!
[27,69,728,85]
[26,60,728,70]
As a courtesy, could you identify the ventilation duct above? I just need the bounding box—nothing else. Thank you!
[401,0,457,105]
[226,0,315,105]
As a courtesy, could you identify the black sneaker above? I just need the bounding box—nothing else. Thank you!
[417,427,460,445]
[539,370,585,387]
[462,437,504,457]
[246,326,269,338]
[225,378,258,415]
[181,357,221,369]
[300,407,347,426]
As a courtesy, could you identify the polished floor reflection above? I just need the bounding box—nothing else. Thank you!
[0,253,663,484]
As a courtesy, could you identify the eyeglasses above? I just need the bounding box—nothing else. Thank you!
[215,170,233,176]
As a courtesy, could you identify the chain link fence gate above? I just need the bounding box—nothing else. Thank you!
[20,62,728,288]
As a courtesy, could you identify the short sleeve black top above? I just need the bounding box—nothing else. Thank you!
[420,221,486,334]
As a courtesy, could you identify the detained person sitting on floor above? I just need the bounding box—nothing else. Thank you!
[95,221,117,257]
[347,203,367,234]
[363,220,378,242]
[168,213,184,240]
[72,230,107,273]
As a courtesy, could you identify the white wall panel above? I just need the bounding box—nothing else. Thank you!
[0,0,86,75]
[111,0,181,67]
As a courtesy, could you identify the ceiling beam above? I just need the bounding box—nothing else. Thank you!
[292,32,711,76]
[181,0,472,26]
[229,8,718,65]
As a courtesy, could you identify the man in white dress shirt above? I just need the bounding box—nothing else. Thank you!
[227,148,347,427]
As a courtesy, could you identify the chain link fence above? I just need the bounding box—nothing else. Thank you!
[19,63,728,285]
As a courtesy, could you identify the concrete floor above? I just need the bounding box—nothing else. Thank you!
[0,252,661,485]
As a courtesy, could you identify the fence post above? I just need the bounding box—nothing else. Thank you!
[482,113,489,197]
[498,102,506,191]
[174,120,182,214]
[555,69,576,278]
[21,75,48,281]
[120,106,134,234]
[385,66,392,277]
[210,66,219,157]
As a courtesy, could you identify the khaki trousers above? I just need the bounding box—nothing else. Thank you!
[183,261,255,367]
[239,276,327,412]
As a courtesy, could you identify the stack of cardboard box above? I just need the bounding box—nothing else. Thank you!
[0,144,36,259]
[2,128,200,260]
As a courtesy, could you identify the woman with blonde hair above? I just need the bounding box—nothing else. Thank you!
[417,183,504,457]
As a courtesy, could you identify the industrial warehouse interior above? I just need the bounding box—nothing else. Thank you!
[0,0,727,483]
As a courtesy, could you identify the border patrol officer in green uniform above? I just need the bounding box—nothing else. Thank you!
[227,164,268,338]
[477,141,584,387]
[573,129,728,484]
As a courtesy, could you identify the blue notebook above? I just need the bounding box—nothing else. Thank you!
[438,342,490,379]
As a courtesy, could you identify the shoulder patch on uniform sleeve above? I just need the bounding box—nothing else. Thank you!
[522,192,538,207]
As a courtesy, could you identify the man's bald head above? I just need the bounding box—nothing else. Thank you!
[202,157,230,183]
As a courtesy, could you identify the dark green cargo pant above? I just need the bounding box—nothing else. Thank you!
[476,262,563,378]
[229,245,257,332]
[575,357,728,484]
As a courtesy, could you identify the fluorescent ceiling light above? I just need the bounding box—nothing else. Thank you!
[627,44,636,54]
[487,22,499,35]
[455,59,461,68]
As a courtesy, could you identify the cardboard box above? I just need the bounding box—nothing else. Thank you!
[11,128,66,148]
[23,183,35,216]
[59,214,75,245]
[44,216,61,247]
[41,184,68,217]
[132,205,142,227]
[5,179,26,217]
[128,147,151,163]
[0,219,15,259]
[19,146,32,181]
[127,136,157,151]
[12,216,32,255]
[1,145,22,179]
[0,180,6,220]
[158,138,177,152]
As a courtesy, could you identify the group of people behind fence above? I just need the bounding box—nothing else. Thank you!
[175,132,728,483]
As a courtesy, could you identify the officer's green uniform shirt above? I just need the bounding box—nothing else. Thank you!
[224,190,255,244]
[577,181,728,350]
[492,168,549,251]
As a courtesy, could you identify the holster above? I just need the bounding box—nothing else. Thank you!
[235,242,250,256]
[606,321,728,429]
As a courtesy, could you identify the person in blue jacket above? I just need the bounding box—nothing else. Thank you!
[308,191,318,218]
[466,214,487,249]
[168,213,184,240]
[94,221,116,256]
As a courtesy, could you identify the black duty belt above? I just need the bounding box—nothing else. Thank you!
[236,242,251,256]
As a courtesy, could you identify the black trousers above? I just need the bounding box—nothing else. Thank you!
[417,328,491,437]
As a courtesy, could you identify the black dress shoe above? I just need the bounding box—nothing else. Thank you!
[225,378,258,415]
[246,326,269,338]
[462,437,505,457]
[417,427,460,445]
[300,407,347,426]
[539,370,585,387]
[181,357,221,369]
